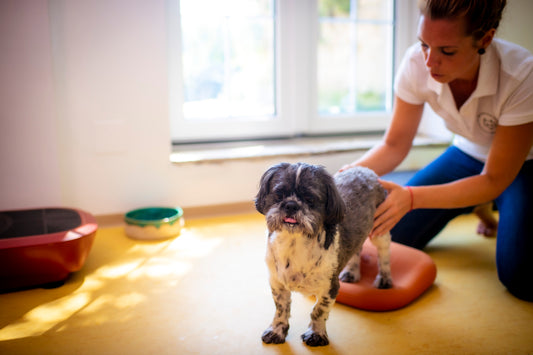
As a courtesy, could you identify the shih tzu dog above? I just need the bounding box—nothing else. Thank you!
[255,162,393,347]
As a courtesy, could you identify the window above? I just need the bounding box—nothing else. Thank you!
[318,0,394,114]
[168,0,416,143]
[180,0,275,120]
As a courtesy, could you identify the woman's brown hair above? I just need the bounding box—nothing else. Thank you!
[418,0,507,40]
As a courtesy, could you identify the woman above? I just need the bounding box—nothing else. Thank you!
[339,0,533,301]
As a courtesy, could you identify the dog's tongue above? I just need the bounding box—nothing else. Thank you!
[284,217,297,224]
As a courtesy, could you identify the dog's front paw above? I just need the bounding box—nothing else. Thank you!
[262,325,289,344]
[301,329,329,347]
[339,270,359,283]
[373,274,393,289]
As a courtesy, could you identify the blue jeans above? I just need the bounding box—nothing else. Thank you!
[391,146,533,302]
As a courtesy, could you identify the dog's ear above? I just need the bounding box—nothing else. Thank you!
[323,170,345,226]
[255,163,290,215]
[320,168,345,249]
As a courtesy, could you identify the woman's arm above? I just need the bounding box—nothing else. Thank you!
[339,96,425,176]
[372,121,533,237]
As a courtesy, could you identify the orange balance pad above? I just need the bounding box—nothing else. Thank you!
[337,240,437,311]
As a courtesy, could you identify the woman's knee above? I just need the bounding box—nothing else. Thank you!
[494,163,533,301]
[497,266,533,302]
[495,222,533,302]
[494,216,533,301]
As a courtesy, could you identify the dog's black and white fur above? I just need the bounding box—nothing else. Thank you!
[255,162,393,347]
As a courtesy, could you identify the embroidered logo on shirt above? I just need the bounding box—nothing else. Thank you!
[477,113,498,134]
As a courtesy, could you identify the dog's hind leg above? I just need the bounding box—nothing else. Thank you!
[339,245,363,283]
[371,232,393,289]
[262,284,291,344]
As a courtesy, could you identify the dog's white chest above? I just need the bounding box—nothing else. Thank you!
[266,230,338,295]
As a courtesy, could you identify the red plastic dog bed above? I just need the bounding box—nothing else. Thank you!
[0,208,97,292]
[336,240,437,311]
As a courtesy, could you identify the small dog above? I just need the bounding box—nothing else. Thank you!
[255,162,392,347]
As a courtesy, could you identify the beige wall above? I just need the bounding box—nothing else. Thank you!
[499,0,533,52]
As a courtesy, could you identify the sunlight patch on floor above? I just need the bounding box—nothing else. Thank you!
[0,225,224,342]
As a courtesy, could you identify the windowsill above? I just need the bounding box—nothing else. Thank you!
[170,134,450,164]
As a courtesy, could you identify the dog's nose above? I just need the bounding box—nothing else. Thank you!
[283,201,299,215]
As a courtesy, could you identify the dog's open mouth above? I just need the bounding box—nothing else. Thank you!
[283,217,298,225]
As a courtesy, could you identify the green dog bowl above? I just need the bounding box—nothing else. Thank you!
[124,207,184,240]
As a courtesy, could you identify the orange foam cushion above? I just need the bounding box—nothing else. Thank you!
[336,240,437,311]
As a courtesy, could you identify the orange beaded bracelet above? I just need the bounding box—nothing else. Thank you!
[406,186,414,212]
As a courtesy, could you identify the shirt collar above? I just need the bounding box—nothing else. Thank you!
[473,44,499,97]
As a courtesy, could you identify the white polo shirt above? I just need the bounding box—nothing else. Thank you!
[395,38,533,162]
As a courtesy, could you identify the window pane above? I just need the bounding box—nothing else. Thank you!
[180,0,275,120]
[319,0,350,17]
[356,0,394,21]
[318,0,394,115]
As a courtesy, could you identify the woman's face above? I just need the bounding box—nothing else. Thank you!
[417,15,480,84]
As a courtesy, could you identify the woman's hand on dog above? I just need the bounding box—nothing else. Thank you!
[371,179,412,238]
[336,163,356,175]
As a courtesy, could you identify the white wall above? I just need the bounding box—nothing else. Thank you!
[1,0,532,216]
[498,0,533,51]
[1,0,173,214]
[0,0,62,208]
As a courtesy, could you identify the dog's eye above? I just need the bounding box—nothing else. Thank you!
[304,195,316,207]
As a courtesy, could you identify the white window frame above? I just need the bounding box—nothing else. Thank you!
[167,0,418,143]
